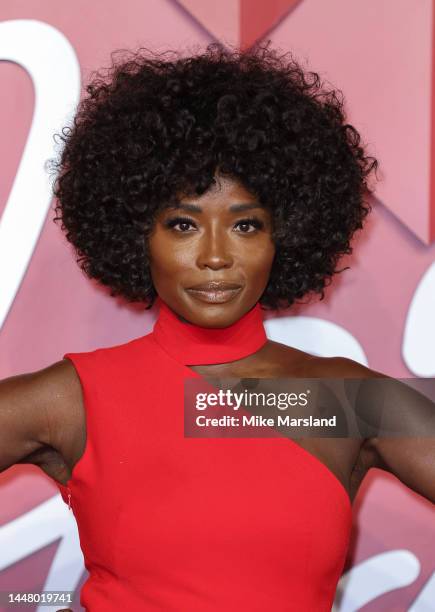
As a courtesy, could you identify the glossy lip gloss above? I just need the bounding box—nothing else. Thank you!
[186,287,242,304]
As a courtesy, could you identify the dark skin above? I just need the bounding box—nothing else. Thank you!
[0,176,434,514]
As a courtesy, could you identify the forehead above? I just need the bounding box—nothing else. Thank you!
[178,175,259,207]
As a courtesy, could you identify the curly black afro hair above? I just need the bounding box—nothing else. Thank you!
[50,42,378,311]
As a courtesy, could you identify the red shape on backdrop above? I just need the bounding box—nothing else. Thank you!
[174,0,302,49]
[240,0,302,49]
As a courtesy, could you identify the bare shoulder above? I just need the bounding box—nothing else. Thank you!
[266,339,387,380]
[30,357,81,395]
[308,354,388,379]
[20,358,82,419]
[306,354,394,470]
[0,358,84,480]
[30,358,84,454]
[267,343,386,487]
[1,357,82,425]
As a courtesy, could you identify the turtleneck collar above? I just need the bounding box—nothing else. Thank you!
[151,296,268,366]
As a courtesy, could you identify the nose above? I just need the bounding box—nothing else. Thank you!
[196,227,233,271]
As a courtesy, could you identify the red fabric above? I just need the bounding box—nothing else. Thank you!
[152,297,268,365]
[57,299,352,611]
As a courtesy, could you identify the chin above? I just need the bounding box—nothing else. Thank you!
[184,301,248,328]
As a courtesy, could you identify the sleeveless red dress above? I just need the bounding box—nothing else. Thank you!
[57,297,352,611]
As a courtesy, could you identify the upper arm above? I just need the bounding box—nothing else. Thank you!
[327,356,435,504]
[0,359,82,474]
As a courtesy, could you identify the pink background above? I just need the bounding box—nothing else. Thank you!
[0,1,434,610]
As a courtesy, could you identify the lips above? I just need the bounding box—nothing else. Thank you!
[187,281,242,292]
[185,282,243,304]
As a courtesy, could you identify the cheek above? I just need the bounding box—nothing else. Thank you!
[244,239,275,273]
[149,236,194,277]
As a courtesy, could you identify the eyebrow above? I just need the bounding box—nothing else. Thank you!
[170,202,264,213]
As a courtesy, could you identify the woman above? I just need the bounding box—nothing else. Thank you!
[1,43,434,611]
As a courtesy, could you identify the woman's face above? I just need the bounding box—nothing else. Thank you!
[148,174,275,327]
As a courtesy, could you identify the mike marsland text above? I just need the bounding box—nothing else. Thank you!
[195,415,337,427]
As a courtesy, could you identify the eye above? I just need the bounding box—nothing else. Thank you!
[234,217,264,233]
[164,216,197,232]
[163,215,265,233]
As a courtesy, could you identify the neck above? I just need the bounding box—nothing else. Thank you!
[151,296,268,366]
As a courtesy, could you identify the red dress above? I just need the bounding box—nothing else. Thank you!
[57,297,352,611]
